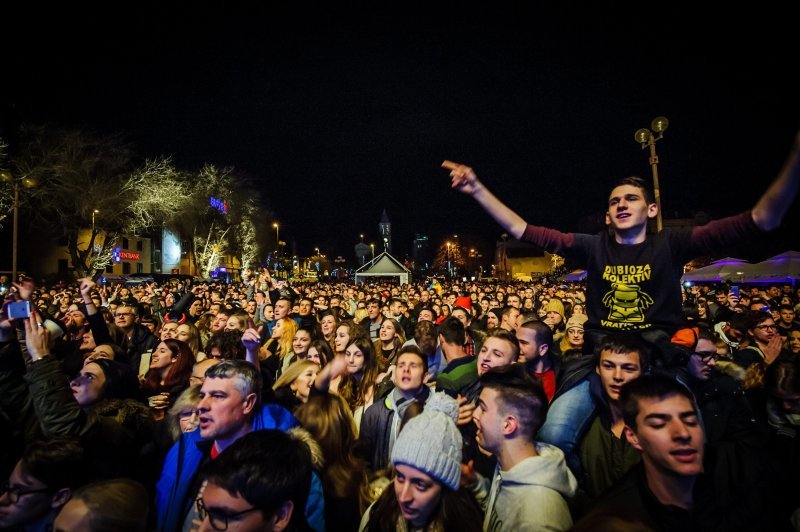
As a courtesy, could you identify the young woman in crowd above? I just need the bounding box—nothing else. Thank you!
[140,338,195,419]
[318,309,340,350]
[307,338,333,368]
[175,322,204,360]
[272,360,320,410]
[374,317,406,371]
[334,320,362,356]
[359,393,482,531]
[261,316,299,378]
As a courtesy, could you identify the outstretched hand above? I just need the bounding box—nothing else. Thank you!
[443,160,481,195]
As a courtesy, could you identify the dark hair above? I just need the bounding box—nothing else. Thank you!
[610,176,654,205]
[396,344,428,374]
[518,319,553,349]
[203,430,312,529]
[596,333,650,371]
[21,436,89,491]
[765,356,800,396]
[620,374,696,430]
[480,365,548,441]
[205,330,247,360]
[89,358,140,401]
[416,305,438,319]
[308,339,333,368]
[439,316,467,346]
[70,479,149,532]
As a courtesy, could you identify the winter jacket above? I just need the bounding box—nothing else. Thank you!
[471,443,577,531]
[24,355,155,482]
[358,386,430,471]
[156,402,327,531]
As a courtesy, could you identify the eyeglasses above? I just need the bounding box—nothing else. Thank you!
[754,324,778,331]
[113,312,133,318]
[196,497,260,531]
[1,482,51,504]
[694,351,722,364]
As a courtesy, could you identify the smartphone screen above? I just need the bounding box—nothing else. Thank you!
[7,301,31,319]
[730,286,739,298]
[139,351,152,378]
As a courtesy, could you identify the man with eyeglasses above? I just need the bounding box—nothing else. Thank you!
[0,437,88,531]
[195,430,314,532]
[114,303,158,372]
[733,311,784,370]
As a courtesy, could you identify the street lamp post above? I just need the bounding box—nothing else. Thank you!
[634,116,669,232]
[273,223,280,253]
[370,243,374,261]
[446,242,452,280]
[92,209,99,232]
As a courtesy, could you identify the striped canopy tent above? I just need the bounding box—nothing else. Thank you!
[680,257,752,283]
[741,251,800,284]
[355,251,411,285]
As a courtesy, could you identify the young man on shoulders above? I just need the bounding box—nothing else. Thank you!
[445,135,800,346]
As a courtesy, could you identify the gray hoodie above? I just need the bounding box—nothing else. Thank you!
[472,442,577,531]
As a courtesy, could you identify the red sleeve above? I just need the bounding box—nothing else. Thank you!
[688,211,765,256]
[520,224,575,254]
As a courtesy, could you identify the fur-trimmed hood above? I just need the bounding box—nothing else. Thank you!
[89,397,155,435]
[288,426,325,470]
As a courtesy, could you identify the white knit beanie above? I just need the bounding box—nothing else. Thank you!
[390,392,462,490]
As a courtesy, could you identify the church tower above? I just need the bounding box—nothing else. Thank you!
[379,209,392,254]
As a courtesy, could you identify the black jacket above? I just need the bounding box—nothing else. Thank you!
[358,386,430,472]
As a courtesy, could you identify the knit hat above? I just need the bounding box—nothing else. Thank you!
[487,308,503,322]
[565,313,588,331]
[391,392,462,490]
[544,298,565,317]
[87,359,140,401]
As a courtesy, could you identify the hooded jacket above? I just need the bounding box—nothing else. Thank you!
[472,442,577,531]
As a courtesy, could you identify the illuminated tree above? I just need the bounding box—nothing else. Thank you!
[431,240,466,277]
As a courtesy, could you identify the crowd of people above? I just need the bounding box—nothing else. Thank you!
[0,133,799,531]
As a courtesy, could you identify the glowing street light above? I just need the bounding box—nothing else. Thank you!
[634,116,669,232]
[272,222,280,253]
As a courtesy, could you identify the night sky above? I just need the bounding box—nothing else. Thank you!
[3,4,798,265]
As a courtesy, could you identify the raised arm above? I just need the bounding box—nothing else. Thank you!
[751,131,800,231]
[443,160,528,240]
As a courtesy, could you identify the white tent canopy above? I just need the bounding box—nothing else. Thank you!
[355,251,411,285]
[680,257,752,283]
[741,251,800,284]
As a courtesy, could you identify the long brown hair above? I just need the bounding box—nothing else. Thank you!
[295,394,372,512]
[338,335,380,410]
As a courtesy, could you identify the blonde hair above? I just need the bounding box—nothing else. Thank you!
[264,318,298,360]
[273,360,318,391]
